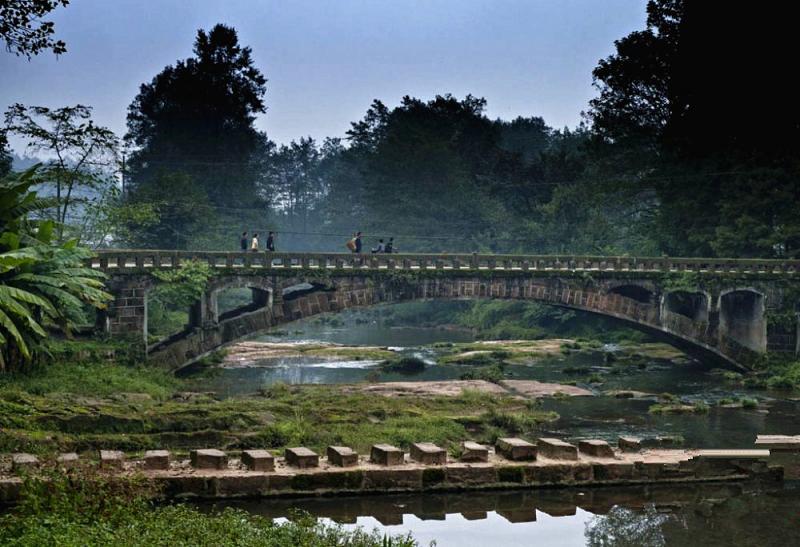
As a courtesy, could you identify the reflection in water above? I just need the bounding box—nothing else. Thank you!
[198,482,798,547]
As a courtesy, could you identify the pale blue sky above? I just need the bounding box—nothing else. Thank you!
[1,0,647,148]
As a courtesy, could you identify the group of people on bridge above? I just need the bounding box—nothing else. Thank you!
[346,232,395,254]
[240,231,275,252]
[237,230,394,254]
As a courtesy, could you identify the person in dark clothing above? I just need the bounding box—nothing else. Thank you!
[266,231,275,252]
[240,231,248,251]
[385,237,394,253]
[355,231,363,253]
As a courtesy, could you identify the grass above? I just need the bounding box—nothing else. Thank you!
[0,472,417,547]
[380,356,427,374]
[300,346,397,361]
[0,361,179,400]
[648,401,710,414]
[0,355,558,456]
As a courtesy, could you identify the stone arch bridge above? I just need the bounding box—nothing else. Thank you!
[90,251,800,371]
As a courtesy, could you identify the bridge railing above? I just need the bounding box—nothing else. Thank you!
[88,250,800,275]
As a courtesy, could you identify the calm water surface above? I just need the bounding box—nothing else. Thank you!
[202,482,800,546]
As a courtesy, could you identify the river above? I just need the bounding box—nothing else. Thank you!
[188,311,800,545]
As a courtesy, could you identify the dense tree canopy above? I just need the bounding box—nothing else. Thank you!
[108,6,798,258]
[125,24,269,247]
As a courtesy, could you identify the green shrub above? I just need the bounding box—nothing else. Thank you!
[0,472,416,546]
[740,398,758,409]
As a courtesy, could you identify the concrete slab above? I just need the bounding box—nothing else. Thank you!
[460,441,489,462]
[144,450,170,470]
[56,453,79,468]
[242,449,275,471]
[11,453,38,473]
[327,446,358,467]
[100,450,125,469]
[618,436,642,452]
[754,435,800,450]
[410,443,447,465]
[579,440,616,458]
[695,449,770,459]
[285,447,319,468]
[496,438,537,461]
[370,444,404,466]
[538,438,578,460]
[190,449,227,470]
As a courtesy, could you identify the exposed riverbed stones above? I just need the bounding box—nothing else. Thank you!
[11,454,37,473]
[460,441,489,462]
[56,452,79,468]
[191,449,227,470]
[242,450,275,472]
[144,450,170,470]
[327,446,358,467]
[755,435,800,479]
[371,444,405,466]
[0,438,789,503]
[579,440,616,458]
[100,450,124,469]
[538,438,578,460]
[285,447,319,468]
[618,436,642,452]
[496,438,537,461]
[410,443,447,465]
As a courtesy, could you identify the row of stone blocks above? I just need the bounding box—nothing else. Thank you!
[6,436,643,475]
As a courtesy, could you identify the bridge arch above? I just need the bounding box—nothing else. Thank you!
[607,284,655,304]
[204,276,275,325]
[143,275,753,372]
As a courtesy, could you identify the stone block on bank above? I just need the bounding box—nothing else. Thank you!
[496,438,537,461]
[285,447,319,468]
[327,446,358,467]
[190,449,227,470]
[11,453,38,473]
[460,441,489,462]
[410,443,447,465]
[537,438,578,460]
[579,440,616,458]
[144,450,170,470]
[100,450,125,469]
[370,444,405,466]
[242,449,275,471]
[618,436,642,452]
[56,452,79,468]
[754,435,800,450]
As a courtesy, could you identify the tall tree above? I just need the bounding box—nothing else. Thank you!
[125,24,269,243]
[343,95,509,252]
[0,0,69,58]
[4,104,119,242]
[588,0,800,257]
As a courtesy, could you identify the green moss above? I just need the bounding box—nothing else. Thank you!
[301,346,397,361]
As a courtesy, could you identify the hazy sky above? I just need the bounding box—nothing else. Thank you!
[1,0,647,149]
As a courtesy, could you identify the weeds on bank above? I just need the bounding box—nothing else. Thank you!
[0,471,417,547]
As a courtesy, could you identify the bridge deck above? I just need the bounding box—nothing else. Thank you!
[90,250,800,275]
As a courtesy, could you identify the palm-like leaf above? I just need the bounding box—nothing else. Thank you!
[1,168,113,369]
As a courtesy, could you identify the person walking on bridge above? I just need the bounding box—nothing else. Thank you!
[266,231,275,252]
[240,231,248,251]
[250,233,259,251]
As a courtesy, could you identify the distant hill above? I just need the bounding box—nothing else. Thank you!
[12,154,43,171]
